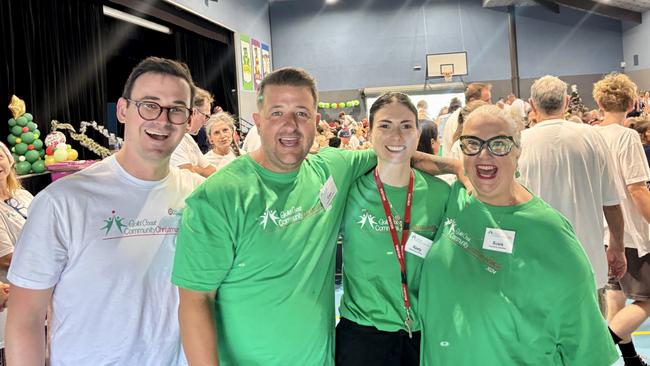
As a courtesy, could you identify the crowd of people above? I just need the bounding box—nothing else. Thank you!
[0,55,648,366]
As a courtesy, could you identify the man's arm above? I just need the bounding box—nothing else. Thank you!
[179,288,219,366]
[628,182,650,224]
[6,286,53,366]
[412,151,472,190]
[178,163,216,178]
[603,204,626,280]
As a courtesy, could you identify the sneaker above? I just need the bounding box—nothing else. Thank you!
[623,355,648,366]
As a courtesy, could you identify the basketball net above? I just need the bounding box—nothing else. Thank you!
[442,71,453,83]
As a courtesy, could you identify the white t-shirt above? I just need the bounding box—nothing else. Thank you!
[348,135,360,150]
[8,156,204,366]
[170,133,212,169]
[204,149,238,171]
[597,124,650,256]
[441,109,461,157]
[242,125,261,153]
[518,119,621,288]
[0,188,33,348]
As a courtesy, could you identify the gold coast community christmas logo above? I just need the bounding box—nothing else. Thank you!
[101,209,182,240]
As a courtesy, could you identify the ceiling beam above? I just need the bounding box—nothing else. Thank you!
[531,0,560,13]
[552,0,642,23]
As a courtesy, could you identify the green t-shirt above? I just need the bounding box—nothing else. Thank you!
[172,148,375,366]
[339,169,450,332]
[419,182,618,365]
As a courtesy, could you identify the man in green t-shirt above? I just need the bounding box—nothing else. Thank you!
[172,68,463,365]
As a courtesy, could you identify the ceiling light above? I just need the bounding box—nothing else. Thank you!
[103,6,172,34]
[325,0,339,4]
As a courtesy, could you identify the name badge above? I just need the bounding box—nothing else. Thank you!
[482,228,515,254]
[405,232,433,258]
[319,176,337,210]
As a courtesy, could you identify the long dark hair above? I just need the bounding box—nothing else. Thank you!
[417,122,438,154]
[369,92,418,129]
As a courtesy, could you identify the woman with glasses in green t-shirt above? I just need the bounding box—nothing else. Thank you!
[419,105,618,365]
[336,92,450,366]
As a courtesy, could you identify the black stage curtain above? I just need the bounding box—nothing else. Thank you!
[0,0,106,159]
[176,31,238,117]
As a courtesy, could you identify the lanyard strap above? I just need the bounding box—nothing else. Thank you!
[373,168,414,310]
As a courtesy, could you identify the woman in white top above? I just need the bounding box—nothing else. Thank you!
[204,112,241,171]
[595,73,650,366]
[0,141,34,359]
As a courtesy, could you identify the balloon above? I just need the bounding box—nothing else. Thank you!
[346,101,353,108]
[26,122,37,131]
[12,154,19,162]
[32,139,43,150]
[318,102,324,109]
[45,131,66,147]
[8,95,26,119]
[8,118,16,127]
[66,144,72,151]
[11,125,23,137]
[18,155,25,162]
[15,138,21,144]
[33,130,40,139]
[24,150,39,163]
[20,132,35,144]
[23,113,33,121]
[44,155,55,167]
[15,161,31,175]
[67,149,78,161]
[7,134,16,145]
[53,149,68,162]
[16,117,27,127]
[46,145,54,156]
[14,143,28,155]
[22,127,29,133]
[354,100,360,106]
[39,149,45,158]
[31,160,45,173]
[339,103,346,109]
[27,144,34,151]
[56,142,67,151]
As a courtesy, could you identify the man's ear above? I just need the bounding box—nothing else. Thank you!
[116,97,128,125]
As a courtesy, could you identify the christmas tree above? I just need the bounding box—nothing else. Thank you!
[6,95,45,175]
[569,84,586,115]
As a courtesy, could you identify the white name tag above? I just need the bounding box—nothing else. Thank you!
[405,232,433,258]
[319,176,337,210]
[482,228,515,254]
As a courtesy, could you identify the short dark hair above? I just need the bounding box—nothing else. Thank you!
[368,92,418,129]
[257,67,318,109]
[417,122,438,154]
[122,57,196,105]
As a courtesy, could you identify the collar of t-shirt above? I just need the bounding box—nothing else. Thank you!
[245,154,299,183]
[108,155,172,188]
[532,118,567,128]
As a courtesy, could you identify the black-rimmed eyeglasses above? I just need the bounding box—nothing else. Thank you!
[459,135,519,157]
[4,198,27,219]
[125,98,192,125]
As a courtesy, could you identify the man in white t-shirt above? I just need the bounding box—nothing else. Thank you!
[242,124,262,153]
[441,83,491,156]
[6,57,204,366]
[170,87,217,178]
[518,75,626,300]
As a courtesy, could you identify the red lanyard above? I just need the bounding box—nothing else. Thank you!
[373,168,414,316]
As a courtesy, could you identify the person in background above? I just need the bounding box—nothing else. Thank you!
[417,122,439,155]
[441,83,491,156]
[0,141,33,364]
[594,73,650,366]
[416,100,431,121]
[419,105,618,365]
[336,92,450,365]
[170,87,217,178]
[446,100,489,160]
[631,120,650,166]
[6,56,205,366]
[204,112,242,172]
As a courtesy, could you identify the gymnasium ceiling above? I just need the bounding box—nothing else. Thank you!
[482,0,649,22]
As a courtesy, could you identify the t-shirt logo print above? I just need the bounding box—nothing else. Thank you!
[259,209,279,229]
[444,218,457,234]
[357,209,377,230]
[101,210,127,235]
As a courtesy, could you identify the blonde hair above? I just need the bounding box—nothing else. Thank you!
[593,73,637,113]
[453,100,488,142]
[193,87,214,109]
[464,105,524,145]
[0,143,22,196]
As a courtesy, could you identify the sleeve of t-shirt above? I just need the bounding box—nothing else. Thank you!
[593,131,622,205]
[620,130,650,186]
[170,138,191,167]
[0,225,14,259]
[7,191,69,289]
[339,148,377,181]
[172,185,235,291]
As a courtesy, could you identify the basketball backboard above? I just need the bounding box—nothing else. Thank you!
[426,52,468,79]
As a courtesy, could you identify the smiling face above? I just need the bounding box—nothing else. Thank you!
[252,84,318,173]
[117,72,191,166]
[370,102,419,166]
[461,111,520,205]
[209,120,234,153]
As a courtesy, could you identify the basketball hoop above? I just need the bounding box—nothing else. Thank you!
[442,71,453,83]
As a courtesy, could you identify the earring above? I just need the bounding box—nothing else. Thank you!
[515,170,521,178]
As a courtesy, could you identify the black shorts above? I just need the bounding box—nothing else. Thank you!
[607,247,650,301]
[335,317,420,366]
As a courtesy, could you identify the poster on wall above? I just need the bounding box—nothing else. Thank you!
[240,34,253,91]
[251,39,263,91]
[261,43,271,77]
